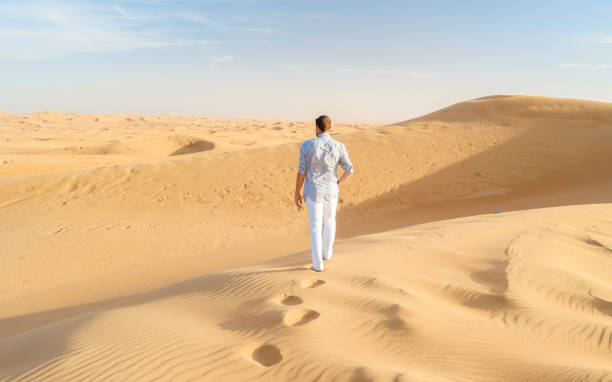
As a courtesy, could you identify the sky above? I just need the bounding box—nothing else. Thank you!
[1,0,611,124]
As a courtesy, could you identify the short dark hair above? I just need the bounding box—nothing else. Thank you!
[315,115,331,132]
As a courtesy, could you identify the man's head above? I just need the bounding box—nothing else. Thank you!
[315,115,331,135]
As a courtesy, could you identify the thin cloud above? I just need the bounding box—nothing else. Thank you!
[173,11,211,24]
[557,63,612,70]
[0,27,225,61]
[211,55,234,63]
[303,13,335,21]
[111,5,149,21]
[215,25,278,34]
[329,66,437,79]
[0,1,273,61]
[576,34,612,44]
[111,6,210,24]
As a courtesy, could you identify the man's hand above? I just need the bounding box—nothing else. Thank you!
[295,172,306,210]
[337,171,352,189]
[294,192,304,209]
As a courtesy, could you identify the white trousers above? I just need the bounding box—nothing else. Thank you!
[305,194,338,271]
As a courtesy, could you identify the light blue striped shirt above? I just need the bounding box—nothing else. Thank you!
[298,133,354,201]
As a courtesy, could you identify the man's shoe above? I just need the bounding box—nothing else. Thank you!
[310,266,326,272]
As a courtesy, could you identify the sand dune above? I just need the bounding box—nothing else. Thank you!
[1,95,612,381]
[2,204,612,381]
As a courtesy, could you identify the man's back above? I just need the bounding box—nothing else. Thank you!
[298,132,353,201]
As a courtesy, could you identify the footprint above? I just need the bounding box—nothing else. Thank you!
[280,295,303,306]
[376,304,409,332]
[252,344,282,366]
[283,309,320,326]
[271,294,303,306]
[301,279,325,289]
[377,318,407,331]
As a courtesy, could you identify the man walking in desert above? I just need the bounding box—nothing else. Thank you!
[294,115,354,272]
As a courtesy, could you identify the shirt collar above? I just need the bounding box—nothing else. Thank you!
[317,132,330,137]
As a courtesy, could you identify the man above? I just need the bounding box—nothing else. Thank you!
[295,115,354,272]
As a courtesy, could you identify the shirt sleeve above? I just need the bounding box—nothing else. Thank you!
[338,143,354,173]
[298,142,308,174]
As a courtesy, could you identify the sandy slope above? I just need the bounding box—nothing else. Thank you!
[1,95,612,381]
[2,205,612,381]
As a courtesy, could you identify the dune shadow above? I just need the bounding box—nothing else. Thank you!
[592,295,612,317]
[336,112,612,238]
[464,293,512,310]
[465,260,512,311]
[1,263,309,338]
[585,237,612,253]
[219,307,284,333]
[169,140,215,156]
[470,260,509,295]
[0,259,313,379]
[0,295,135,341]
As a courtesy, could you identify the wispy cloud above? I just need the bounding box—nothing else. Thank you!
[557,62,612,70]
[172,10,212,25]
[0,1,274,61]
[211,55,234,63]
[111,5,149,21]
[214,25,278,34]
[329,66,437,79]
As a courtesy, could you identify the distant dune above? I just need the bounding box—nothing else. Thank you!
[1,95,612,381]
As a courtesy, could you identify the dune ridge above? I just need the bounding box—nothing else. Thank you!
[1,95,612,381]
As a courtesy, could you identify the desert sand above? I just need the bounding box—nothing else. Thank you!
[1,95,612,381]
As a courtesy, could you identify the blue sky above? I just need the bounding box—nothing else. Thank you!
[1,0,611,123]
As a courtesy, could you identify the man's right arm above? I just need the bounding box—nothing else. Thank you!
[295,142,308,209]
[295,172,305,209]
